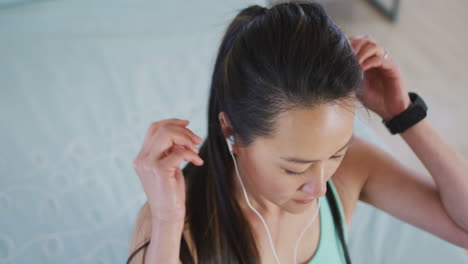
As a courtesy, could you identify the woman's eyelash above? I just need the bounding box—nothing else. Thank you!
[285,170,306,176]
[331,155,344,160]
[284,155,344,175]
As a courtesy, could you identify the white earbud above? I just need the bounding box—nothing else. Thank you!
[224,135,321,264]
[226,135,235,153]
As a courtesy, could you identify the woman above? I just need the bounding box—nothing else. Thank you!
[128,1,468,263]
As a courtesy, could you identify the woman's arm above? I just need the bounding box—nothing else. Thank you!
[400,118,468,231]
[349,34,468,232]
[348,35,468,248]
[128,202,185,264]
[355,131,468,248]
[128,203,152,264]
[145,220,185,264]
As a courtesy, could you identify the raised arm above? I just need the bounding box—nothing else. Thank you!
[129,119,203,263]
[348,35,468,248]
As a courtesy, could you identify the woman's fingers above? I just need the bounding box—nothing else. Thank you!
[356,42,381,64]
[348,35,392,72]
[349,35,384,61]
[348,35,371,54]
[175,124,203,145]
[361,54,384,71]
[141,122,201,160]
[157,145,204,174]
[138,119,190,159]
[149,128,200,162]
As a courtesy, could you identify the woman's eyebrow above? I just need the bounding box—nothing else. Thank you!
[280,136,353,164]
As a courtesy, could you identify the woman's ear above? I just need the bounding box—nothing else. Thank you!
[218,112,234,139]
[218,112,240,154]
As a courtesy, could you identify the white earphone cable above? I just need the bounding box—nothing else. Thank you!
[293,198,321,264]
[228,143,321,264]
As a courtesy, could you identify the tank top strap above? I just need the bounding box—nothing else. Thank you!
[308,178,348,264]
[328,178,348,241]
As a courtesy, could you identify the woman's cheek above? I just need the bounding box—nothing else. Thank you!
[268,173,298,199]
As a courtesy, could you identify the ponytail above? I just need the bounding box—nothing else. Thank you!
[182,5,268,264]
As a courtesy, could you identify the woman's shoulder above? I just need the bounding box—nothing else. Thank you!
[331,134,375,229]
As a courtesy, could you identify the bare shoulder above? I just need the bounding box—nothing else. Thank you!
[331,134,374,230]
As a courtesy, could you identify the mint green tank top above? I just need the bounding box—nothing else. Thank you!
[307,178,348,264]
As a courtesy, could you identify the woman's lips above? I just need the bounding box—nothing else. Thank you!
[293,198,314,204]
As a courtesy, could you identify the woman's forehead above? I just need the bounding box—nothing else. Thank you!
[258,104,355,157]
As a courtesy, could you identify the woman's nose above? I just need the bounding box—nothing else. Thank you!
[301,162,327,197]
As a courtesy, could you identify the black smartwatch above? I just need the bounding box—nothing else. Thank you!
[382,92,428,135]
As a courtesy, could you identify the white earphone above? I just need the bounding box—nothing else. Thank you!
[226,135,235,153]
[225,135,321,264]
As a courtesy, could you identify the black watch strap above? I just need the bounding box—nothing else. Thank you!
[382,92,428,135]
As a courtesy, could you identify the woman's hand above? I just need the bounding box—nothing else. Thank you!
[133,118,204,224]
[348,35,412,121]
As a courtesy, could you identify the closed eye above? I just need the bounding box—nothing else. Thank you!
[330,155,344,161]
[284,155,344,175]
[284,169,306,176]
